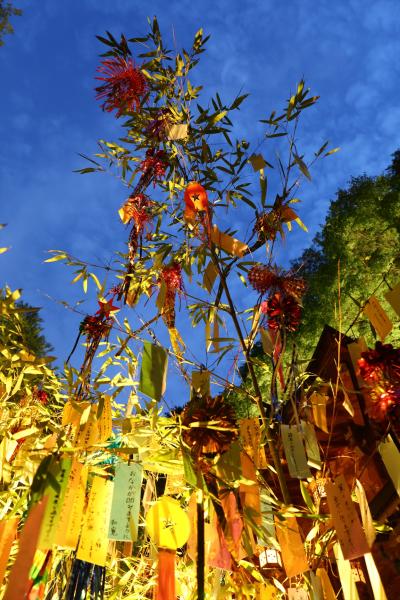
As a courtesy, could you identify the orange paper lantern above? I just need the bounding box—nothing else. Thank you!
[184,182,209,212]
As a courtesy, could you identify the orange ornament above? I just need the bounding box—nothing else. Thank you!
[184,181,209,212]
[184,182,211,239]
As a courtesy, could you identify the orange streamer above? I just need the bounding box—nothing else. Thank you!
[155,549,176,600]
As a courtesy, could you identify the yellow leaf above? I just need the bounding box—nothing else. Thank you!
[71,272,84,284]
[325,147,340,156]
[90,272,102,290]
[11,289,21,301]
[11,371,24,395]
[13,426,39,440]
[44,253,67,263]
[294,217,308,232]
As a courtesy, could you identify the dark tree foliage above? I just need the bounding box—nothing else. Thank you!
[293,149,400,356]
[16,302,53,358]
[0,0,21,46]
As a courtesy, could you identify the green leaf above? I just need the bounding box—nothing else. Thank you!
[293,154,312,180]
[230,94,249,110]
[300,480,316,513]
[139,341,168,401]
[181,445,198,488]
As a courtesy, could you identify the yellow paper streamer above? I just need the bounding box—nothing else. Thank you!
[54,460,85,548]
[210,224,248,257]
[97,395,112,443]
[62,464,88,549]
[76,476,114,566]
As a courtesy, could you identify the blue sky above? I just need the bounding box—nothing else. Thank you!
[1,0,400,408]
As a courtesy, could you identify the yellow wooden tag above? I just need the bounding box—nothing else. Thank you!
[210,225,248,257]
[385,281,400,316]
[280,424,311,479]
[326,475,369,560]
[240,418,261,468]
[378,434,400,497]
[309,391,329,433]
[74,405,99,448]
[363,296,392,340]
[77,476,114,566]
[274,515,309,578]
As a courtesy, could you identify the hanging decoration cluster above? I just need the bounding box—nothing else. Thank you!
[0,19,399,600]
